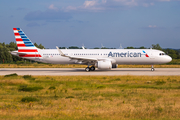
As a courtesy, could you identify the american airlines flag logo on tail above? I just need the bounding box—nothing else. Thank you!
[13,28,41,57]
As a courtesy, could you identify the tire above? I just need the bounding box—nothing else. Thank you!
[151,68,155,71]
[85,67,90,72]
[90,67,95,71]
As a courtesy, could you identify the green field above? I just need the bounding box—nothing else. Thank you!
[0,74,180,119]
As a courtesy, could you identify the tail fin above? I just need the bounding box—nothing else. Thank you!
[13,28,41,58]
[13,28,38,52]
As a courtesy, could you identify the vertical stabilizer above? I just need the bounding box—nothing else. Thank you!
[13,28,41,58]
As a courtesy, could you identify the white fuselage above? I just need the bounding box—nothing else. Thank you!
[16,49,172,65]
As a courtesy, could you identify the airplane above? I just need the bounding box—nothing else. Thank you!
[11,28,172,72]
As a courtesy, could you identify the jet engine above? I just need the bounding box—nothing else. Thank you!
[96,61,112,69]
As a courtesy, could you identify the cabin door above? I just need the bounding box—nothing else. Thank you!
[150,49,155,59]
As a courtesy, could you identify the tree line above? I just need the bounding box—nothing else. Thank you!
[0,42,179,64]
[0,42,45,63]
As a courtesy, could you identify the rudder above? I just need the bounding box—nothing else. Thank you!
[13,28,38,52]
[13,28,42,58]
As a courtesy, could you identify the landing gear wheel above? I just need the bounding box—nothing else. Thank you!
[85,67,90,72]
[90,66,95,71]
[151,65,155,72]
[151,68,155,71]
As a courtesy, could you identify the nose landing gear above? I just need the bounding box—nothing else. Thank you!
[151,65,155,71]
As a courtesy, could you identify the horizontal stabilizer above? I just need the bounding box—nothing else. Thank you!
[11,51,27,55]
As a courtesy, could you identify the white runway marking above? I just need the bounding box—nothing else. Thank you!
[0,68,180,76]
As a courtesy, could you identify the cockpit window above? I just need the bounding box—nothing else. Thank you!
[159,53,166,56]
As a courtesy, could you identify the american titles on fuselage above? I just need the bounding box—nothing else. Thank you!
[108,51,142,57]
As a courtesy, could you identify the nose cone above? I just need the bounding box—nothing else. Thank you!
[166,55,172,63]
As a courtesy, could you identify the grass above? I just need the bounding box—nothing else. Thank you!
[0,75,180,119]
[21,97,39,102]
[23,75,36,80]
[4,73,18,77]
[18,86,43,92]
[49,86,56,90]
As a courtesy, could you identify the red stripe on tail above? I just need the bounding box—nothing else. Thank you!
[14,33,20,36]
[17,44,26,47]
[16,38,23,41]
[18,49,38,52]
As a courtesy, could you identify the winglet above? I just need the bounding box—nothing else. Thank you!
[56,46,66,56]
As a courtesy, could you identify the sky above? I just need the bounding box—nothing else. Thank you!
[0,0,180,49]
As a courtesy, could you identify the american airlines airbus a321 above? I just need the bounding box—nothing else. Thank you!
[11,28,172,72]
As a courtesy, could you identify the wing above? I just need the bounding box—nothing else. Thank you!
[69,56,98,61]
[56,46,99,64]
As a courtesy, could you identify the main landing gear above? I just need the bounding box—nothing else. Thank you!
[151,65,155,71]
[85,66,95,72]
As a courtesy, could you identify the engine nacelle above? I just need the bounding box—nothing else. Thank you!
[96,61,112,69]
